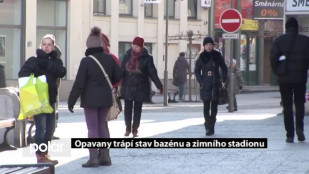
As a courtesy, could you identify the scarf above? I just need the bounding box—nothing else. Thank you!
[126,48,143,73]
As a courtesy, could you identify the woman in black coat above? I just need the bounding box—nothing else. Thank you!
[194,37,227,136]
[121,36,163,137]
[18,34,66,164]
[68,27,123,167]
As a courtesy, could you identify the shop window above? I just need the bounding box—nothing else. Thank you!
[119,0,132,16]
[93,0,106,16]
[188,0,197,19]
[0,0,22,79]
[164,0,175,19]
[118,42,130,63]
[37,0,68,73]
[144,43,152,55]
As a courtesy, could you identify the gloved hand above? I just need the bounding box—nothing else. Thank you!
[159,87,163,94]
[68,104,74,113]
[38,61,49,69]
[222,82,226,88]
[239,86,243,90]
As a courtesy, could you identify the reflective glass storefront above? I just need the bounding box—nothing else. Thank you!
[0,0,23,79]
[37,0,68,69]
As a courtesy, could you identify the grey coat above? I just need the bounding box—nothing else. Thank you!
[173,56,189,84]
[227,66,244,94]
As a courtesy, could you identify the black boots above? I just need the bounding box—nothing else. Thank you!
[82,149,112,167]
[82,150,99,168]
[98,149,112,166]
[296,129,305,142]
[204,117,216,136]
[286,137,294,143]
[286,129,305,143]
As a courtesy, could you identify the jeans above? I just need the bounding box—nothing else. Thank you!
[279,82,306,138]
[124,99,143,132]
[178,83,186,100]
[34,104,56,154]
[84,106,110,153]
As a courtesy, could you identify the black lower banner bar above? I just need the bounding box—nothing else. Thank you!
[71,138,267,148]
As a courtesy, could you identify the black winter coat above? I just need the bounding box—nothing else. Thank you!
[121,48,163,102]
[194,50,227,101]
[68,47,123,108]
[18,49,66,104]
[270,28,309,84]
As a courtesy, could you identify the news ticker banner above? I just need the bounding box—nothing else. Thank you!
[71,138,267,149]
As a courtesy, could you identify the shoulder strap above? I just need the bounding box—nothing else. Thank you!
[286,35,298,61]
[88,55,113,89]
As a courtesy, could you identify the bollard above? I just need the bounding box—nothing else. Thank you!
[0,64,6,88]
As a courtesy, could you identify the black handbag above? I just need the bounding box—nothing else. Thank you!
[218,85,228,105]
[276,58,288,76]
[172,78,178,86]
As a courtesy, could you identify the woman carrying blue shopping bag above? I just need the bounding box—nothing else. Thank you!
[18,34,66,164]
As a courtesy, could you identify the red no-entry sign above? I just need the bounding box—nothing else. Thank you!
[220,9,242,33]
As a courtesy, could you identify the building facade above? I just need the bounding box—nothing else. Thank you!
[0,0,208,80]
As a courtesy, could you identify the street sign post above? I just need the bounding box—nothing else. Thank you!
[220,9,242,33]
[222,33,239,39]
[220,9,242,113]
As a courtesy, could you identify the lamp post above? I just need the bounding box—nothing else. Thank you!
[164,0,169,106]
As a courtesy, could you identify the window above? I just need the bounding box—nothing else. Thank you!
[144,4,153,17]
[93,0,106,15]
[144,43,152,55]
[164,0,175,18]
[119,0,132,16]
[118,42,131,63]
[37,0,68,76]
[188,0,197,19]
[0,0,23,79]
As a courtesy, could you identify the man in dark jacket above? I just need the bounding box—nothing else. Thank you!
[121,36,163,137]
[173,52,189,101]
[270,17,309,143]
[194,37,227,136]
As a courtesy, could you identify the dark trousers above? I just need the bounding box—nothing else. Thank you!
[124,99,143,132]
[279,82,306,138]
[203,100,219,122]
[84,106,110,153]
[34,104,56,154]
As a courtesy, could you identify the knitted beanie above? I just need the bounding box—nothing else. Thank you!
[203,37,214,46]
[101,33,110,47]
[41,34,56,45]
[132,36,144,47]
[86,27,102,48]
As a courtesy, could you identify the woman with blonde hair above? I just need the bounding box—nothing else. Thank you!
[18,34,66,164]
